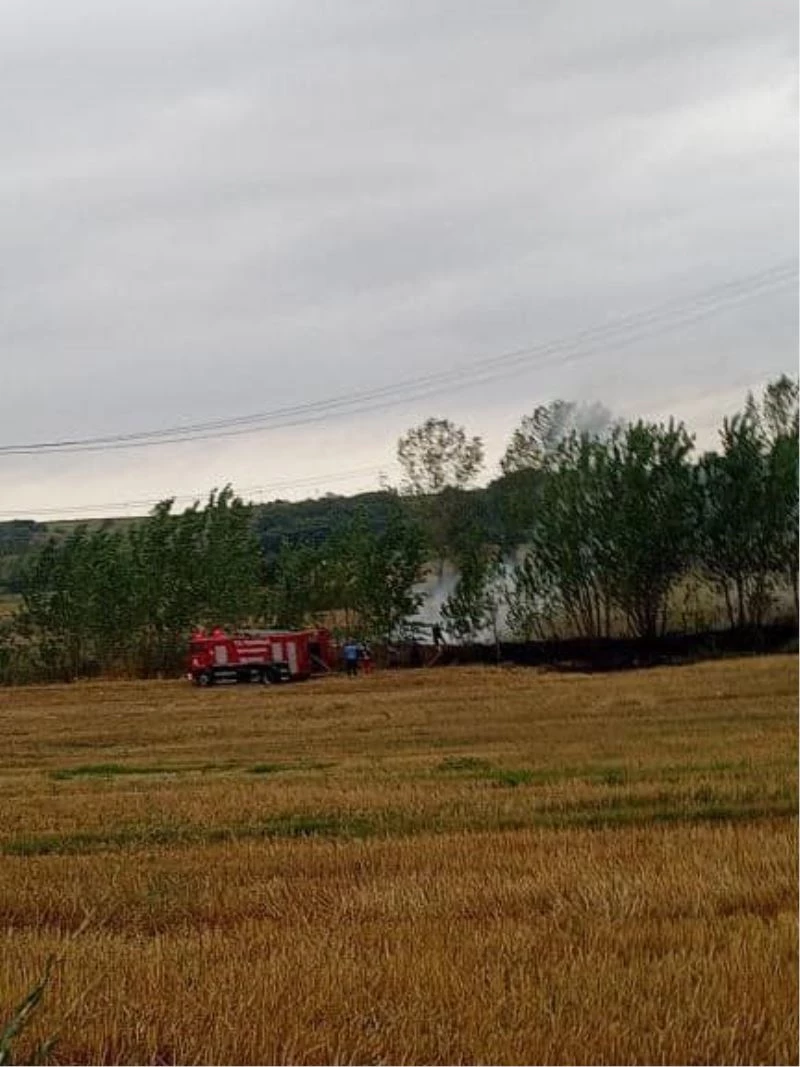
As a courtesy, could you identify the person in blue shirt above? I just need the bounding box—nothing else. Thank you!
[343,639,360,677]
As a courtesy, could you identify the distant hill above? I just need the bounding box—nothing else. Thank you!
[0,472,539,596]
[253,490,401,562]
[0,491,402,590]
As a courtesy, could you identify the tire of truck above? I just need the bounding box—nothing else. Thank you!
[196,670,214,687]
[261,668,274,685]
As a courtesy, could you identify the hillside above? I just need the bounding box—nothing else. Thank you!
[0,491,398,595]
[0,474,537,596]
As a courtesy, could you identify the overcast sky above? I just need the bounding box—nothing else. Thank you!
[1,0,797,519]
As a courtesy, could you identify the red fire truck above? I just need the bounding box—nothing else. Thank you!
[187,627,335,686]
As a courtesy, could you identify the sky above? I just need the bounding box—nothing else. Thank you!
[1,0,797,520]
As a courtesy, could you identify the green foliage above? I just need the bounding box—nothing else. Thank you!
[441,543,506,646]
[0,959,56,1066]
[355,504,427,641]
[263,498,426,642]
[12,486,262,680]
[482,468,542,548]
[253,490,397,563]
[600,419,698,638]
[123,487,261,674]
[329,502,427,641]
[508,419,699,639]
[768,430,799,612]
[264,540,328,629]
[762,374,799,441]
[508,433,613,639]
[698,379,799,627]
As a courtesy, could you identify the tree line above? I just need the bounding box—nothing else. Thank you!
[0,376,796,682]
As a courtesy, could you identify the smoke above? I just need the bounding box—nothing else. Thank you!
[544,400,616,449]
[410,400,617,642]
[568,401,617,440]
[501,398,617,475]
[411,557,520,644]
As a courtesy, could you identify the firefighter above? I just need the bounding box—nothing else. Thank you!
[343,638,360,677]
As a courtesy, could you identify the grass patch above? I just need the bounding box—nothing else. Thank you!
[50,761,231,781]
[534,799,800,831]
[488,769,538,788]
[51,763,168,780]
[436,756,494,774]
[0,814,398,856]
[249,761,334,775]
[4,792,796,857]
[594,767,628,787]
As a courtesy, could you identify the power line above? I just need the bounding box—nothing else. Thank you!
[0,367,787,521]
[0,259,795,456]
[0,464,392,520]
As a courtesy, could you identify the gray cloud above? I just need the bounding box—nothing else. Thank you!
[0,0,796,515]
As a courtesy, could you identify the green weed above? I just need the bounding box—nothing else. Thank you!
[0,960,56,1066]
[51,762,230,781]
[488,769,538,788]
[436,756,493,774]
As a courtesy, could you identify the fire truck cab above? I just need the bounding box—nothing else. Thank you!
[187,627,334,687]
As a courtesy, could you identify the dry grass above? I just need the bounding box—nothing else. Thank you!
[0,656,796,1065]
[0,594,21,619]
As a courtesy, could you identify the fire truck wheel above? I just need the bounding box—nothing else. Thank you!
[196,670,214,687]
[261,669,274,685]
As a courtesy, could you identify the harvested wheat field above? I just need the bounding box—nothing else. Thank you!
[0,655,797,1065]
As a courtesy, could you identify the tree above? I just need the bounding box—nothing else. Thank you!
[510,433,614,639]
[397,418,484,566]
[322,503,427,642]
[698,418,769,628]
[128,499,199,675]
[484,468,543,549]
[441,544,506,655]
[355,503,427,642]
[397,417,483,494]
[264,541,327,629]
[196,486,262,627]
[599,420,698,639]
[767,429,799,616]
[762,374,799,442]
[699,378,799,626]
[508,420,697,641]
[21,531,89,680]
[19,486,266,679]
[20,525,134,679]
[506,552,562,641]
[317,516,368,635]
[501,400,615,474]
[761,375,799,617]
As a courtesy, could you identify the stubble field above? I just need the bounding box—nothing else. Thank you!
[0,655,797,1065]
